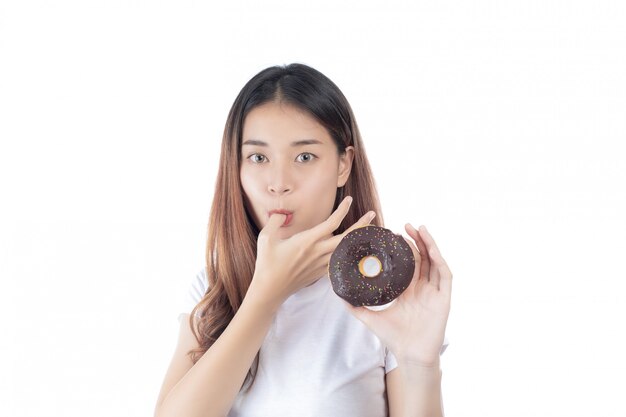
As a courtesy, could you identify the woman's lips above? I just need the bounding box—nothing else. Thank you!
[268,210,293,226]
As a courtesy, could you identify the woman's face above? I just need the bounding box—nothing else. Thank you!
[240,101,354,239]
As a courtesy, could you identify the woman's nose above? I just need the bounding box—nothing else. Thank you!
[268,179,292,195]
[268,183,291,195]
[267,164,292,195]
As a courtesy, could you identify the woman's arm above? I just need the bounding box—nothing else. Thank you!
[343,224,452,417]
[154,274,281,417]
[387,359,444,417]
[155,199,370,417]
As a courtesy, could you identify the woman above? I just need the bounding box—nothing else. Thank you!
[154,63,452,417]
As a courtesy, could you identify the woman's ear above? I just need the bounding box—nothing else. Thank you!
[337,146,355,187]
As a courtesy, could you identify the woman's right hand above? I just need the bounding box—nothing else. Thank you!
[248,196,376,309]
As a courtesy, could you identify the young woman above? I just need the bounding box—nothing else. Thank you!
[154,63,453,417]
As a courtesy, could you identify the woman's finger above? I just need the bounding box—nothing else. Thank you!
[258,212,288,241]
[418,226,453,295]
[305,196,354,242]
[339,210,376,239]
[439,264,453,298]
[318,210,376,255]
[401,235,425,294]
[405,223,431,284]
[417,225,448,267]
[341,298,378,327]
[404,230,439,290]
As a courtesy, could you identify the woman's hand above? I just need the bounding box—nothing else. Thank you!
[249,196,377,309]
[342,224,452,367]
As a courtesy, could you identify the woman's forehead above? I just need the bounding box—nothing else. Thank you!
[242,102,333,147]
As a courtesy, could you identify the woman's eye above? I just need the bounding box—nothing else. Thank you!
[296,152,317,163]
[248,154,267,163]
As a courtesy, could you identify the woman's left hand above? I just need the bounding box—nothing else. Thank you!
[342,224,452,367]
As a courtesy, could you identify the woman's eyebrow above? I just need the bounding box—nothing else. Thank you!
[242,139,323,147]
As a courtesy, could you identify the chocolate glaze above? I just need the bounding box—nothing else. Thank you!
[328,225,415,306]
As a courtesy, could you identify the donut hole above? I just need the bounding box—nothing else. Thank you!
[358,255,382,278]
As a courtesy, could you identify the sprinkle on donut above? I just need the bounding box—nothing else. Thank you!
[328,225,415,306]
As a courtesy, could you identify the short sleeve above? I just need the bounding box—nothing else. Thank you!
[384,334,450,374]
[176,267,209,323]
[385,348,398,374]
[440,334,450,355]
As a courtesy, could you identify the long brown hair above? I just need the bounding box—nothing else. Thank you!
[187,63,385,391]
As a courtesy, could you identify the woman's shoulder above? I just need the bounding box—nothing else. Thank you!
[197,265,208,283]
[177,266,209,322]
[190,266,209,299]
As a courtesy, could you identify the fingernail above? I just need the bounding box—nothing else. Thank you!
[346,196,353,205]
[367,211,376,221]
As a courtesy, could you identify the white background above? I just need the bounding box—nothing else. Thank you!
[1,1,625,416]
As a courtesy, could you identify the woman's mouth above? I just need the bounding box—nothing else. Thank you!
[268,210,293,226]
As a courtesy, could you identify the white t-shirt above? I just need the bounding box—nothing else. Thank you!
[178,267,449,417]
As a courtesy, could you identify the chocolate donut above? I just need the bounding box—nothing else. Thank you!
[328,225,415,306]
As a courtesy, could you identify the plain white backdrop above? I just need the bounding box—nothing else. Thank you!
[1,1,625,416]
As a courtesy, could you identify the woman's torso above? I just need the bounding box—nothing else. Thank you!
[228,276,394,417]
